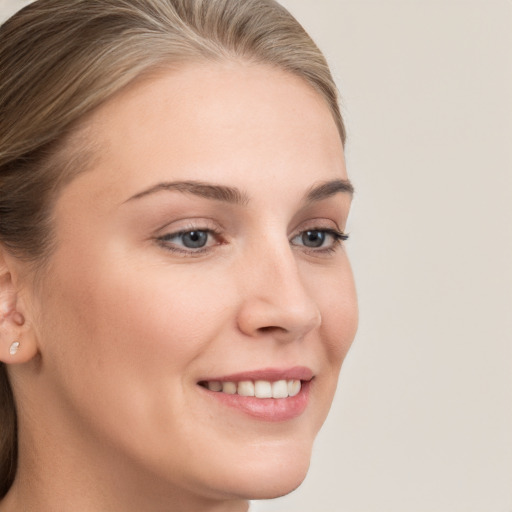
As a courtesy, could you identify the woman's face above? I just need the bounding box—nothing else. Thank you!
[25,62,357,503]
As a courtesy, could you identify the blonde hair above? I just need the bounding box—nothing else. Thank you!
[0,0,344,496]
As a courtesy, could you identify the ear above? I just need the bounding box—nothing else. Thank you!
[0,249,39,364]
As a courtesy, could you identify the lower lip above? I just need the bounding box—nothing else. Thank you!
[199,380,311,422]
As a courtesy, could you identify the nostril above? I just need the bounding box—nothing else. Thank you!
[258,325,286,334]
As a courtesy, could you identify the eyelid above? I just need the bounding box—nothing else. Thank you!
[290,217,345,238]
[291,227,348,243]
[153,216,224,236]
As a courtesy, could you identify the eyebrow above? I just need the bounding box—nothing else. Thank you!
[305,179,354,202]
[125,180,249,205]
[125,178,353,205]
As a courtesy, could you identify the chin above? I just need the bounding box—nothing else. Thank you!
[219,441,313,501]
[245,468,309,500]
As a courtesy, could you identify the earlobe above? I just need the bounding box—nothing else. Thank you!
[1,315,39,364]
[9,341,20,356]
[0,251,39,364]
[2,336,38,364]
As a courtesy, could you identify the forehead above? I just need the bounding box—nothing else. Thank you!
[71,61,347,201]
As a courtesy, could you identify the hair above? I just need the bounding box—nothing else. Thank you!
[0,0,345,497]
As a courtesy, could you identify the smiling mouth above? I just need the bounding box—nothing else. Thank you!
[199,379,302,399]
[198,368,313,421]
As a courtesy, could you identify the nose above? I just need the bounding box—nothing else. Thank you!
[236,244,322,343]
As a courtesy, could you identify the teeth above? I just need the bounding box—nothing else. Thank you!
[288,379,301,397]
[237,381,255,396]
[272,380,289,398]
[222,382,237,394]
[205,379,302,398]
[207,381,222,392]
[255,380,272,398]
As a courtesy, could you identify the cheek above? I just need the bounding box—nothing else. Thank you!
[56,262,230,374]
[312,262,358,368]
[34,257,238,466]
[35,250,231,417]
[301,259,358,432]
[325,292,358,364]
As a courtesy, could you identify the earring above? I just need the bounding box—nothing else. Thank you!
[9,341,20,356]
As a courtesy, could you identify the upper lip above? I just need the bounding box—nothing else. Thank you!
[199,366,314,383]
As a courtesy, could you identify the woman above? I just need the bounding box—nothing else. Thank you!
[0,0,358,510]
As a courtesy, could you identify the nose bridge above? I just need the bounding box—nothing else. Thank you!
[237,237,321,341]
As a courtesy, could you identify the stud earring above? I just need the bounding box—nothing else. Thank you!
[9,341,20,356]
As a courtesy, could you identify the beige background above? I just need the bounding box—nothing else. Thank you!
[1,1,511,511]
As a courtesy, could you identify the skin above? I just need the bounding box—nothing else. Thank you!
[0,61,358,511]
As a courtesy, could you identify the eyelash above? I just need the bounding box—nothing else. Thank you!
[291,228,349,254]
[156,227,349,256]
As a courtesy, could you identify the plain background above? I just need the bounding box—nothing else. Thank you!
[1,1,511,511]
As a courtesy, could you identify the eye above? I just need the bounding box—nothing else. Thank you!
[179,230,208,249]
[291,229,348,251]
[157,229,219,253]
[301,230,327,248]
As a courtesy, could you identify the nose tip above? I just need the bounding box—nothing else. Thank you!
[237,296,321,342]
[236,258,322,342]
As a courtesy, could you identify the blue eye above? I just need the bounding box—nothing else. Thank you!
[158,229,213,251]
[291,229,348,251]
[301,230,326,248]
[157,226,348,256]
[180,230,208,248]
